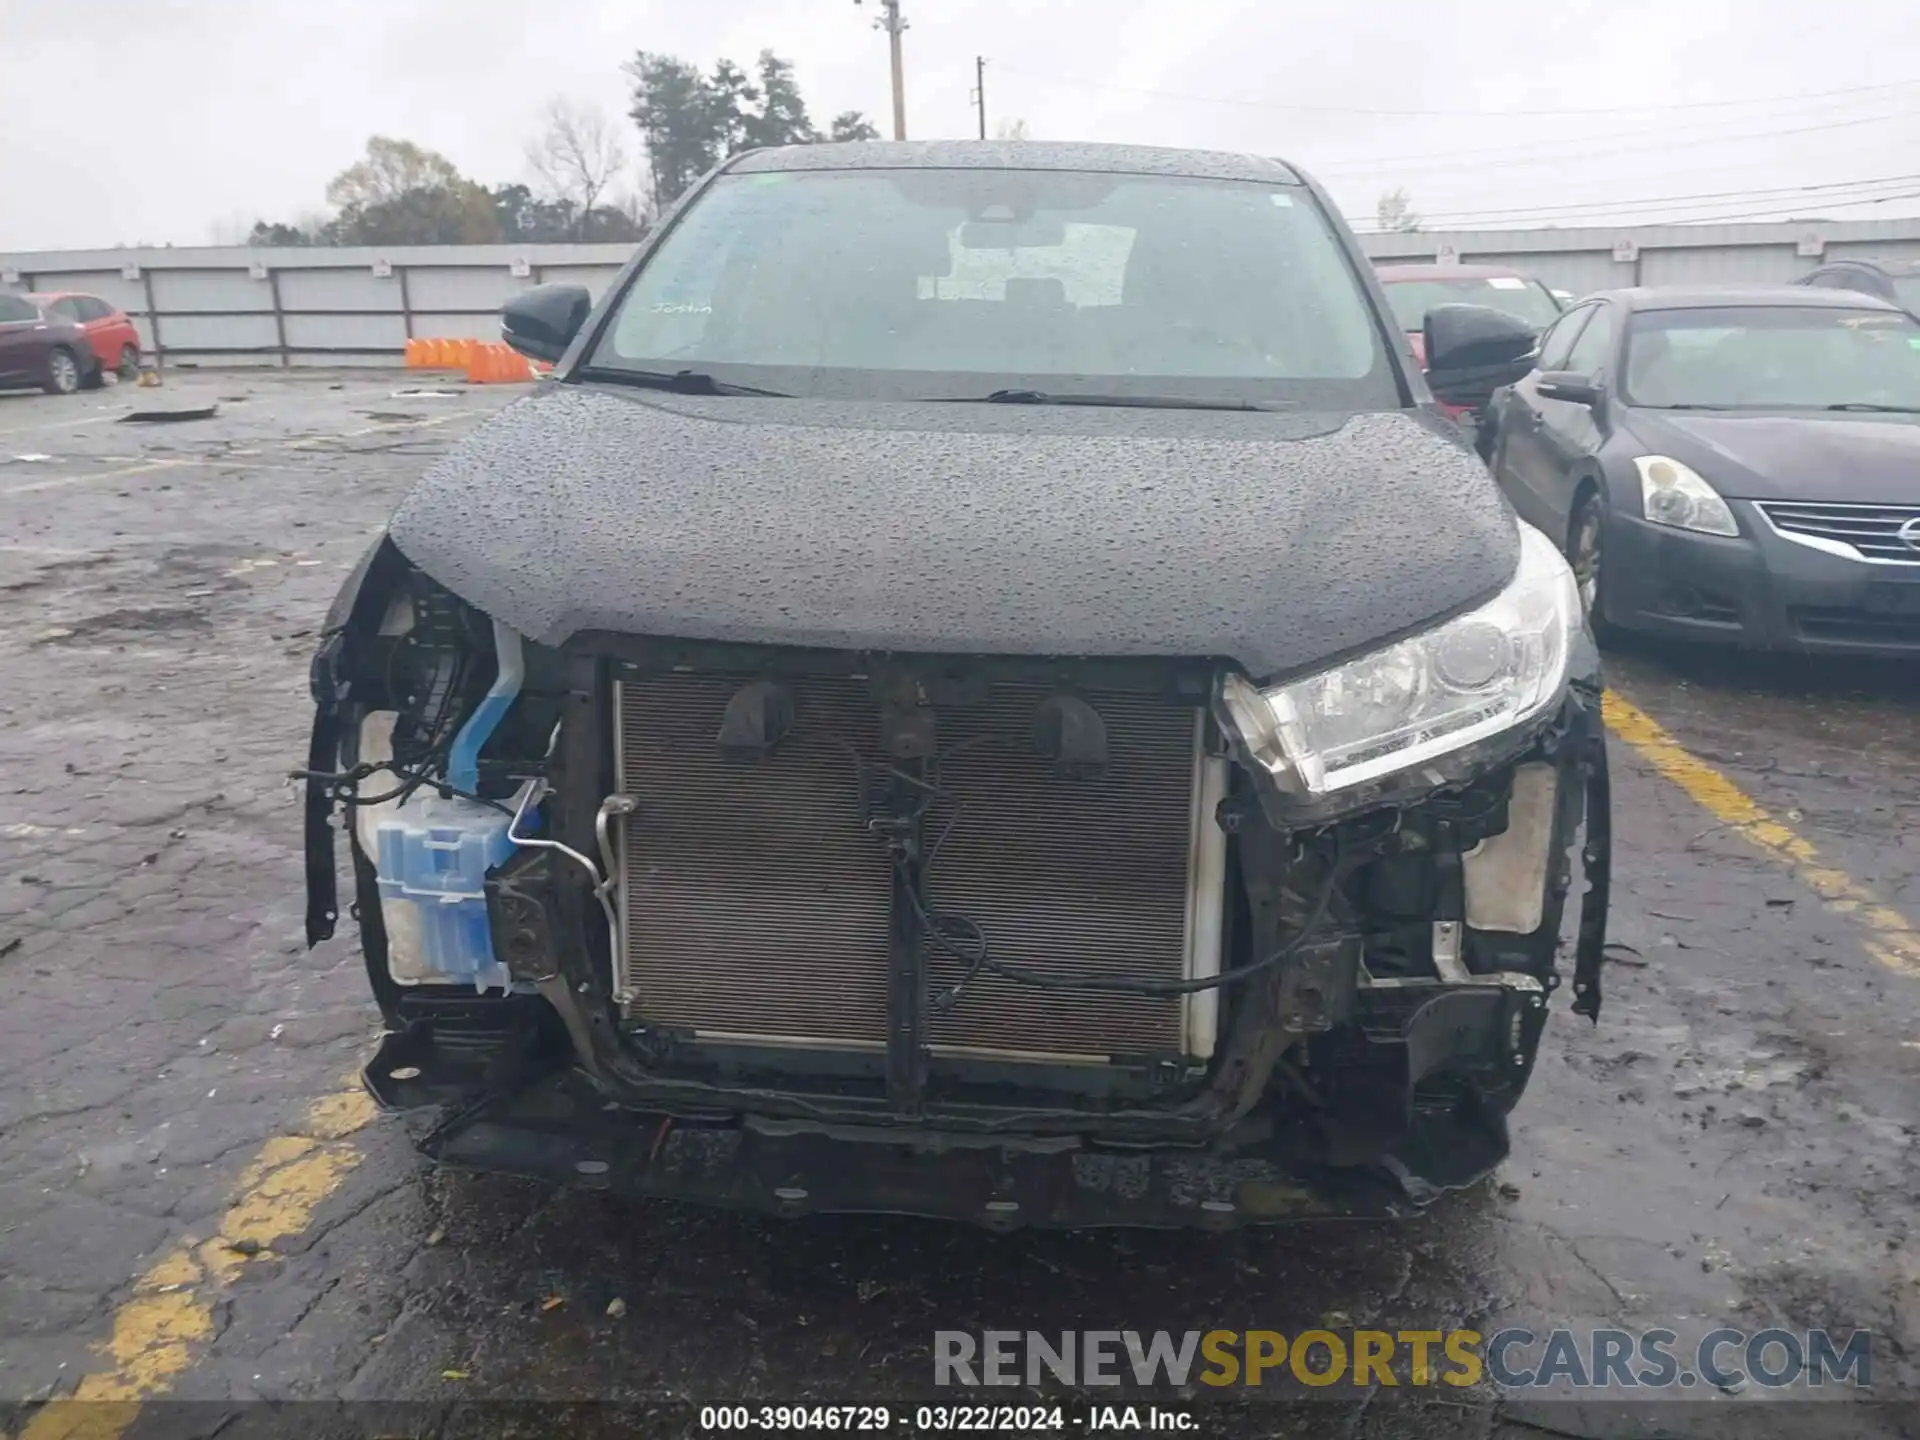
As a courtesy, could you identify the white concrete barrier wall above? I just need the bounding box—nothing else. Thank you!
[4,221,1920,366]
[1362,219,1920,301]
[0,244,635,367]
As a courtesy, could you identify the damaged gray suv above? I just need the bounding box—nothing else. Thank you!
[304,141,1610,1227]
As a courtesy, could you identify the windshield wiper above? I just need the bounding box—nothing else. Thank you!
[934,388,1278,412]
[579,366,790,398]
[1824,402,1920,413]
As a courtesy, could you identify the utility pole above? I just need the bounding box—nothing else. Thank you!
[972,55,987,139]
[856,0,909,140]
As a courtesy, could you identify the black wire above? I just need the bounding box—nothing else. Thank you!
[300,632,503,813]
[911,864,991,1013]
[836,730,1348,1003]
[828,735,990,824]
[374,609,472,805]
[821,733,988,1011]
[924,795,963,871]
[293,760,513,815]
[393,648,467,807]
[918,847,1350,998]
[891,741,1348,999]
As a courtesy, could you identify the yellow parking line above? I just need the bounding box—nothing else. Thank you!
[1603,690,1920,979]
[20,1084,378,1440]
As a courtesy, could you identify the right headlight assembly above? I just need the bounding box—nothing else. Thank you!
[1219,522,1581,798]
[1633,455,1738,537]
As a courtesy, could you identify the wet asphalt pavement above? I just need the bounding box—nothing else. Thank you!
[0,372,1916,1439]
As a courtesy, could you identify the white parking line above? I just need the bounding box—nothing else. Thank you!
[0,410,473,498]
[285,411,465,449]
[0,460,173,497]
[0,413,122,439]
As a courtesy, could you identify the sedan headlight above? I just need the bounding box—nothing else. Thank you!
[1220,523,1580,796]
[1633,455,1737,537]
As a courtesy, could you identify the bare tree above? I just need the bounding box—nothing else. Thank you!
[528,98,630,240]
[606,186,655,237]
[1374,187,1422,233]
[994,117,1031,140]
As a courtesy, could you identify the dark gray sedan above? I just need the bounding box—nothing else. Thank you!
[1485,284,1920,657]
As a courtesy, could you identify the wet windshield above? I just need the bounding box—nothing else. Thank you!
[1382,276,1562,332]
[1896,276,1920,314]
[1623,305,1920,410]
[589,167,1396,407]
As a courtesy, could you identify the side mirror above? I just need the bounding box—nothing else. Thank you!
[1537,371,1603,407]
[1423,303,1539,409]
[502,283,593,363]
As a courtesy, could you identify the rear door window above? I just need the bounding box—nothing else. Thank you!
[0,294,39,323]
[1536,305,1594,370]
[1563,304,1616,376]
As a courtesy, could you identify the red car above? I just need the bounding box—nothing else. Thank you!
[0,292,107,394]
[1376,263,1564,452]
[27,291,143,378]
[1376,263,1564,369]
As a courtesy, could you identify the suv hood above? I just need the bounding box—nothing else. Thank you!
[388,384,1518,679]
[1626,408,1920,503]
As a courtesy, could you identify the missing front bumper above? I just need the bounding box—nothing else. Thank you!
[333,653,1610,1225]
[364,976,1537,1227]
[417,1094,1439,1227]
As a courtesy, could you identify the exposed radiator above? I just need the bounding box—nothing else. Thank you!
[613,672,1224,1064]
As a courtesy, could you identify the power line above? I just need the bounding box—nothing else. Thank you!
[1588,188,1920,227]
[1343,166,1920,231]
[994,55,1916,187]
[1352,187,1920,233]
[1644,191,1920,225]
[1310,106,1915,179]
[1515,190,1920,228]
[1354,172,1920,228]
[993,64,1920,120]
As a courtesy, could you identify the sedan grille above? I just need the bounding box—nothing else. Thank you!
[1755,501,1920,564]
[613,671,1221,1065]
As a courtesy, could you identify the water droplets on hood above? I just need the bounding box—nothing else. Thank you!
[386,386,1516,675]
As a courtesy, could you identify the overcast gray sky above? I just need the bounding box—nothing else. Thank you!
[5,0,1919,251]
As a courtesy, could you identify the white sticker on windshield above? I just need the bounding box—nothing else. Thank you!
[1269,194,1294,207]
[1486,276,1527,289]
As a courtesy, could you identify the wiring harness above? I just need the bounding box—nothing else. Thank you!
[831,733,1349,1005]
